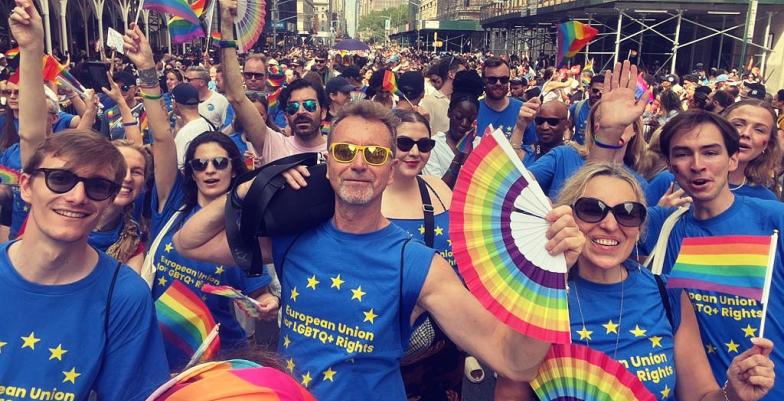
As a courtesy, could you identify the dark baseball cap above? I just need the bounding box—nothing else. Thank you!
[662,74,679,85]
[341,66,361,80]
[171,83,200,105]
[397,71,425,100]
[113,71,137,86]
[326,77,354,94]
[745,83,767,100]
[510,77,528,86]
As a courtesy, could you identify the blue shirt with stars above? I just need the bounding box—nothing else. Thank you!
[0,241,168,401]
[569,262,682,400]
[390,211,455,271]
[271,220,435,401]
[642,195,784,400]
[477,97,523,140]
[150,174,270,371]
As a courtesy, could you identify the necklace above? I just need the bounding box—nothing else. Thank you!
[572,266,625,359]
[730,176,747,192]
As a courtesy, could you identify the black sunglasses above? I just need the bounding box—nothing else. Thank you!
[120,84,134,92]
[535,117,562,126]
[315,59,326,64]
[243,72,266,81]
[285,99,318,115]
[397,137,436,153]
[2,89,19,97]
[573,197,646,228]
[188,157,232,172]
[484,76,510,85]
[34,168,120,201]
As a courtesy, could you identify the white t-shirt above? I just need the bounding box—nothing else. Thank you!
[422,131,455,178]
[420,90,450,136]
[175,117,214,168]
[199,91,231,132]
[260,130,327,166]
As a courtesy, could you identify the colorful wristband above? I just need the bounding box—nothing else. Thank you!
[140,91,163,100]
[219,40,238,49]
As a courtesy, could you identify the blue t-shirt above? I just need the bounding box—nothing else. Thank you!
[390,211,455,270]
[230,132,250,155]
[477,98,523,140]
[646,171,778,207]
[568,99,591,145]
[269,104,288,129]
[0,242,169,401]
[569,263,681,399]
[642,195,784,399]
[528,145,648,200]
[52,111,76,133]
[150,175,269,370]
[272,221,435,401]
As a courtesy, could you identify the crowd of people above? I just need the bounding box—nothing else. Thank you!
[1,0,783,400]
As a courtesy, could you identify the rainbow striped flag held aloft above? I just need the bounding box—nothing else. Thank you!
[42,54,65,82]
[144,0,200,24]
[156,280,220,363]
[667,235,777,301]
[168,16,205,44]
[556,21,599,66]
[382,70,397,94]
[267,87,282,110]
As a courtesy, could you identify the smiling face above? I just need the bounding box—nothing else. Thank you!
[483,64,510,101]
[726,105,774,165]
[395,121,431,178]
[190,142,235,203]
[113,146,146,208]
[448,100,478,140]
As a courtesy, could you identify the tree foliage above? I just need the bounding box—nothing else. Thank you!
[357,5,409,43]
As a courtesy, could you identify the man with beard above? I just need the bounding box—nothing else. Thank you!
[706,89,734,114]
[568,75,603,144]
[477,57,523,139]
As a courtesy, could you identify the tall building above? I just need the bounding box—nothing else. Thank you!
[420,0,438,20]
[359,0,405,17]
[296,0,317,33]
[437,0,483,21]
[314,0,330,33]
[331,0,349,37]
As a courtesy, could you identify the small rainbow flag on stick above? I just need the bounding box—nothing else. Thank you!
[156,280,220,364]
[556,21,599,66]
[382,70,397,94]
[635,73,653,103]
[143,0,200,24]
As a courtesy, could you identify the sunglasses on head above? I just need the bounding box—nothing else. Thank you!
[1,89,19,97]
[573,197,646,228]
[484,76,510,85]
[34,168,120,201]
[285,99,319,115]
[330,143,392,166]
[397,137,436,153]
[188,157,232,172]
[243,72,266,81]
[535,116,562,126]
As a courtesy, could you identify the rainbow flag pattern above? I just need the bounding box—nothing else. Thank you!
[0,165,20,185]
[635,73,653,103]
[168,16,205,44]
[202,284,261,318]
[267,87,282,110]
[667,235,774,301]
[42,54,65,82]
[4,48,19,59]
[144,0,200,25]
[532,343,657,401]
[210,31,222,41]
[382,70,397,94]
[155,280,220,362]
[556,21,599,66]
[450,129,570,344]
[233,0,267,52]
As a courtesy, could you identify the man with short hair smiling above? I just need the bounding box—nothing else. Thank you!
[477,57,524,140]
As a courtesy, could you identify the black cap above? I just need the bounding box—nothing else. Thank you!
[341,66,361,80]
[112,71,136,86]
[510,77,528,86]
[326,77,354,94]
[746,83,767,100]
[397,71,425,100]
[694,85,712,96]
[662,74,679,85]
[171,83,200,106]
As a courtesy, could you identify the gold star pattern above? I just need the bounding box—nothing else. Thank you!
[306,275,320,290]
[418,225,425,235]
[290,287,300,302]
[164,242,173,253]
[158,276,167,286]
[286,358,295,373]
[301,372,312,387]
[602,320,619,334]
[49,344,68,361]
[434,226,444,236]
[742,324,757,338]
[323,367,337,382]
[21,332,40,350]
[351,286,366,302]
[725,340,740,353]
[215,266,224,274]
[660,384,671,399]
[576,326,593,340]
[0,341,6,353]
[629,325,647,337]
[649,336,663,348]
[706,344,717,354]
[63,367,81,384]
[283,336,291,349]
[363,309,378,324]
[330,274,345,290]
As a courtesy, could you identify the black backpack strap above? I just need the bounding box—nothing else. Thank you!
[654,274,674,328]
[199,114,217,131]
[421,178,447,210]
[416,176,434,248]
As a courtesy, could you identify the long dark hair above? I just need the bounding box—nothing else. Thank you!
[1,107,19,152]
[180,131,247,216]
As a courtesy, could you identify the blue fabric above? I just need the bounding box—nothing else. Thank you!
[53,112,76,133]
[0,242,169,401]
[735,183,778,201]
[642,195,784,399]
[569,263,681,399]
[230,132,249,155]
[89,219,125,252]
[568,99,591,145]
[98,103,147,141]
[223,103,235,131]
[646,171,675,207]
[477,98,523,139]
[150,174,270,371]
[390,211,455,270]
[272,221,435,401]
[269,104,288,129]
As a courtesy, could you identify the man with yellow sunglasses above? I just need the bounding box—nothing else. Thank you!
[175,100,586,401]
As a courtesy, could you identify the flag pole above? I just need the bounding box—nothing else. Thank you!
[134,0,145,27]
[759,229,778,338]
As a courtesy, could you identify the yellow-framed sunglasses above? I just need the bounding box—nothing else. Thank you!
[329,143,392,166]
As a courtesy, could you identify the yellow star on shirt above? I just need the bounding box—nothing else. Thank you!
[418,225,425,235]
[726,339,740,353]
[576,326,593,340]
[286,358,295,373]
[0,341,6,353]
[351,286,366,302]
[323,367,337,382]
[630,325,647,337]
[649,336,663,348]
[660,384,671,399]
[63,367,81,384]
[706,344,717,354]
[434,226,444,236]
[49,344,68,361]
[21,332,40,350]
[215,266,224,274]
[283,336,291,349]
[306,275,320,290]
[301,372,312,387]
[290,287,300,302]
[742,324,757,338]
[602,320,619,334]
[330,274,345,290]
[164,242,173,253]
[158,276,167,286]
[363,309,378,324]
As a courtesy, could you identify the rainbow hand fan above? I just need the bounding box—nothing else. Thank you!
[234,0,267,52]
[450,127,570,344]
[532,343,657,401]
[0,165,20,185]
[202,284,262,318]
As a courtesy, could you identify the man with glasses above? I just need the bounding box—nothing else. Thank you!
[175,100,586,401]
[243,54,268,93]
[477,57,523,140]
[569,75,603,144]
[185,66,233,134]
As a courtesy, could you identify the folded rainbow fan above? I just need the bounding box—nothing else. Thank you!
[532,343,656,401]
[234,0,267,52]
[202,284,262,318]
[450,127,570,344]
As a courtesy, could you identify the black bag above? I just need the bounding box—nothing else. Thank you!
[225,153,334,277]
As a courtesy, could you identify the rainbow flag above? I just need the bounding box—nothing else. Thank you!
[168,16,205,44]
[667,235,776,301]
[556,21,598,66]
[382,70,397,94]
[0,165,20,185]
[267,87,282,110]
[42,54,65,82]
[144,0,200,25]
[210,31,222,41]
[635,73,653,103]
[190,0,205,17]
[156,280,220,362]
[4,48,19,59]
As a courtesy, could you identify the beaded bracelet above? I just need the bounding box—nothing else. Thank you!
[721,380,731,401]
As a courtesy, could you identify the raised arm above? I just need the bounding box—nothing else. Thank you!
[76,90,99,130]
[101,74,142,145]
[10,0,46,169]
[123,24,178,211]
[511,98,539,159]
[219,0,268,152]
